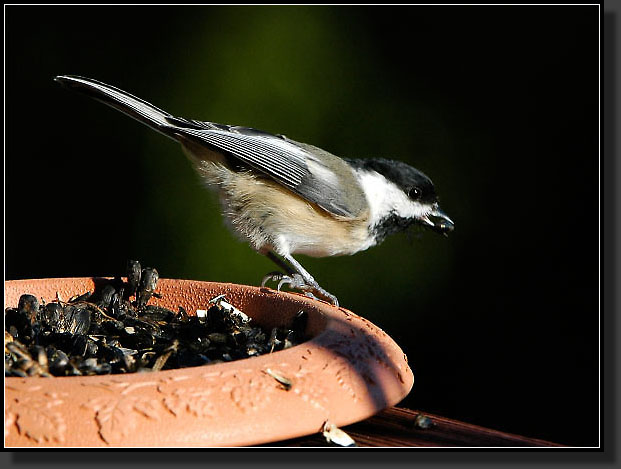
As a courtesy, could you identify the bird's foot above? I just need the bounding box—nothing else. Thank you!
[261,272,339,306]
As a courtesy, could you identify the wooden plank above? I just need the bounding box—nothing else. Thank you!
[264,407,564,447]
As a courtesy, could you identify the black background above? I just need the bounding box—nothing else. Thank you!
[5,5,599,446]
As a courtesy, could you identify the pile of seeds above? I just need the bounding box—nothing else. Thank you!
[5,261,308,377]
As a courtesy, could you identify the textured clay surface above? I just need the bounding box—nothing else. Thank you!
[5,278,413,447]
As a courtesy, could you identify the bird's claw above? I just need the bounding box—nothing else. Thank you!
[261,272,339,306]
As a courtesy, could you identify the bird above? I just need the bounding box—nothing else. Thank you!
[54,75,454,306]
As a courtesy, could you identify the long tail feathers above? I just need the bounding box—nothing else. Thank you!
[54,75,179,140]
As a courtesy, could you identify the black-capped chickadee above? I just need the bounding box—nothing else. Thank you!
[54,75,454,306]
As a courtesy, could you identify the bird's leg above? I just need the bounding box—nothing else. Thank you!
[261,252,339,306]
[262,251,297,276]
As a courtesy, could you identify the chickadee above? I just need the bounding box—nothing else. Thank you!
[54,75,454,306]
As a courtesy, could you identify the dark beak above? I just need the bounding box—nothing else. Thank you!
[421,207,454,235]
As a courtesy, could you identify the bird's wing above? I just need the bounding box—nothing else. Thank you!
[178,124,308,190]
[174,122,367,219]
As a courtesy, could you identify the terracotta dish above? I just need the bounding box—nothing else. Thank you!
[5,278,413,447]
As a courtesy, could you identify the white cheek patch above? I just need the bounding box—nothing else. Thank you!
[355,169,431,228]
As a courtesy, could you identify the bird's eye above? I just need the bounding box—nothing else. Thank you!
[408,187,422,199]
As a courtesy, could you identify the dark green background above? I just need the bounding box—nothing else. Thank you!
[5,5,599,446]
